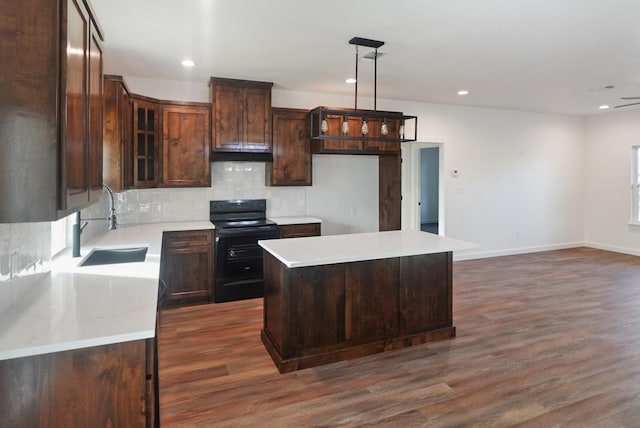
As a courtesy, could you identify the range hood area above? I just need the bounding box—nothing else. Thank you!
[210,151,273,162]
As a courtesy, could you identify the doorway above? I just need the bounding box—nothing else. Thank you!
[401,142,444,234]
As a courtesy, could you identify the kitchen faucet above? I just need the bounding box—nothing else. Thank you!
[72,184,118,257]
[104,184,117,231]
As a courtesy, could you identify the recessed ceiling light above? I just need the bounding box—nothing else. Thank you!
[181,59,195,67]
[457,90,469,96]
[345,78,357,84]
[599,105,610,110]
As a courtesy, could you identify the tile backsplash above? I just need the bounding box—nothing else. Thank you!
[0,222,51,282]
[115,162,306,224]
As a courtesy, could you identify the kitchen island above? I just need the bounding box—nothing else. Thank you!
[259,230,476,373]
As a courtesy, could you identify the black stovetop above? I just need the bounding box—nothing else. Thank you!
[209,199,274,229]
[211,218,275,229]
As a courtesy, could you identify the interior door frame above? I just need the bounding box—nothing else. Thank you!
[401,141,445,234]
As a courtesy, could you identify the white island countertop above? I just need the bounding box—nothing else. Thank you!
[0,221,214,361]
[268,216,322,225]
[259,230,478,268]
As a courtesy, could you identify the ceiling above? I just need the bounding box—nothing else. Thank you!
[91,0,640,116]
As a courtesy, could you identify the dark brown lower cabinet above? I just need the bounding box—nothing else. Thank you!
[261,251,455,373]
[160,229,214,308]
[278,223,321,239]
[0,338,158,427]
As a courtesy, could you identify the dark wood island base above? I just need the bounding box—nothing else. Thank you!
[261,250,456,373]
[261,325,456,373]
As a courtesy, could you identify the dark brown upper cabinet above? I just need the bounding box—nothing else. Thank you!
[0,0,104,222]
[268,108,312,186]
[310,109,402,155]
[107,89,211,190]
[103,75,132,192]
[132,96,160,188]
[86,24,104,206]
[362,117,401,153]
[162,105,211,187]
[209,77,273,155]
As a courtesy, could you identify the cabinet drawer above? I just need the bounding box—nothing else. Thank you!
[279,223,321,239]
[164,230,213,248]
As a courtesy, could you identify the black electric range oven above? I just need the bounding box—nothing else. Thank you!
[210,199,279,303]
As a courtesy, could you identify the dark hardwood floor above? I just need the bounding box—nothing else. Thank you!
[158,247,640,427]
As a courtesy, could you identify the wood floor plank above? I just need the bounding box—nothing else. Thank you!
[158,247,640,426]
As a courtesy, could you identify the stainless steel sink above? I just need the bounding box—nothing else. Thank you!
[79,246,148,266]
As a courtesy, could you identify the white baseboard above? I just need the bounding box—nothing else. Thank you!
[583,241,640,257]
[453,242,585,261]
[453,241,640,261]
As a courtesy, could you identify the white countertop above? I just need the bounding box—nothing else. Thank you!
[259,230,478,268]
[269,216,322,226]
[0,272,159,361]
[0,221,213,361]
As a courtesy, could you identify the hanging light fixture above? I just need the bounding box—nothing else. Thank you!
[309,37,417,143]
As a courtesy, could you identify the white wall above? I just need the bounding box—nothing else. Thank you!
[306,155,379,235]
[584,109,640,255]
[125,77,209,102]
[395,101,586,259]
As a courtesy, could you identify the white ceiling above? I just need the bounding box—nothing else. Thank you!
[92,0,640,116]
